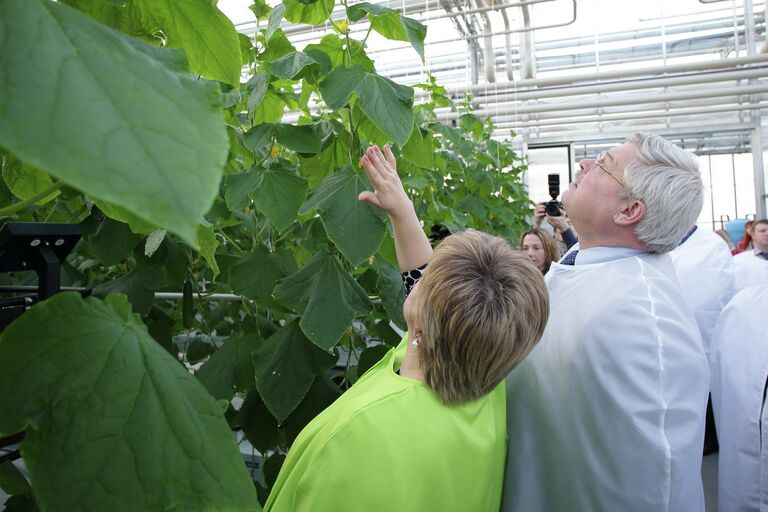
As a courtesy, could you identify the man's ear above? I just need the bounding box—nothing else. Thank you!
[614,199,646,226]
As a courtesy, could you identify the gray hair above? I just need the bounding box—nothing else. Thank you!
[620,133,703,253]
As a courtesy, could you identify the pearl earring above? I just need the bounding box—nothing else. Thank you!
[412,333,420,347]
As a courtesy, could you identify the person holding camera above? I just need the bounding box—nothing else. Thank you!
[502,133,709,512]
[532,203,578,252]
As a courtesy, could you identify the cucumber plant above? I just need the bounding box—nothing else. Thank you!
[0,0,530,509]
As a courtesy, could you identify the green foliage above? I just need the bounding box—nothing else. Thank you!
[0,0,530,508]
[0,293,259,511]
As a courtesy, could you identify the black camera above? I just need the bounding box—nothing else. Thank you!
[544,173,563,216]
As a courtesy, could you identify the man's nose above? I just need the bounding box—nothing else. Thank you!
[579,159,595,172]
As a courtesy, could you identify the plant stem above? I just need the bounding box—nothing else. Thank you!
[350,25,373,59]
[321,0,347,36]
[0,181,64,218]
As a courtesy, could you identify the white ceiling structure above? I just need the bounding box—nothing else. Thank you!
[219,0,768,217]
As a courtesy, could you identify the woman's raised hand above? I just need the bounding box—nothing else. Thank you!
[358,145,412,220]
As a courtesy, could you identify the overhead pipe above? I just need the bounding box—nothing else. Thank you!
[500,6,516,80]
[434,83,768,118]
[472,0,496,82]
[491,102,768,129]
[519,0,536,79]
[434,53,768,95]
[461,66,768,105]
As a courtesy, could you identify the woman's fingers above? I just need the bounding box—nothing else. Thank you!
[358,190,382,208]
[383,144,397,171]
[361,154,385,187]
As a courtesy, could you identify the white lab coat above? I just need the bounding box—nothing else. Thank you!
[733,250,768,292]
[503,252,709,512]
[710,286,768,512]
[669,227,735,356]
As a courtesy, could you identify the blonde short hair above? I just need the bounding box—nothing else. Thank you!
[408,229,549,405]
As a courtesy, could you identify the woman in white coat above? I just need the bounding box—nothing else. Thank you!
[710,285,768,512]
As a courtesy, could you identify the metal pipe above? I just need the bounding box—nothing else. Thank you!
[435,83,768,118]
[746,0,759,55]
[463,66,768,104]
[452,0,576,42]
[436,54,768,95]
[520,0,535,79]
[500,6,515,80]
[155,292,243,302]
[492,103,767,129]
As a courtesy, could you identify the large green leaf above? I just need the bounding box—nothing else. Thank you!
[129,0,242,86]
[304,34,374,72]
[2,156,60,205]
[270,51,319,80]
[233,389,282,453]
[224,169,262,211]
[253,89,285,124]
[299,167,387,265]
[283,0,334,25]
[346,2,393,21]
[266,3,285,41]
[0,0,227,246]
[273,124,323,155]
[196,333,263,401]
[375,261,406,329]
[228,246,297,305]
[196,224,220,277]
[274,252,373,349]
[89,217,143,266]
[0,293,259,511]
[92,265,165,315]
[402,125,434,169]
[320,66,414,145]
[252,319,337,422]
[251,166,309,232]
[246,71,268,114]
[346,3,426,61]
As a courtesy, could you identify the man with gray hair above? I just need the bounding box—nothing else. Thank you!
[503,133,709,511]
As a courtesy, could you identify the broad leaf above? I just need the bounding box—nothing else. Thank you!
[130,0,243,86]
[0,293,259,511]
[224,170,262,211]
[266,4,286,41]
[401,17,427,62]
[233,389,282,453]
[251,166,309,232]
[90,217,143,266]
[196,224,220,277]
[93,265,166,315]
[375,261,407,329]
[283,0,334,25]
[280,374,341,443]
[253,89,285,124]
[252,320,337,422]
[97,201,157,234]
[402,125,434,168]
[346,2,394,21]
[260,29,295,62]
[299,167,387,265]
[246,71,269,114]
[346,3,426,61]
[228,247,297,305]
[197,333,263,401]
[242,124,274,153]
[270,51,319,80]
[320,66,414,145]
[2,157,60,205]
[273,124,322,155]
[274,252,373,349]
[0,0,227,246]
[304,34,374,72]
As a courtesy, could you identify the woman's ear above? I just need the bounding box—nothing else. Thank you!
[614,199,646,226]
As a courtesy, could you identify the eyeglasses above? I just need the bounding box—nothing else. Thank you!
[593,151,625,187]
